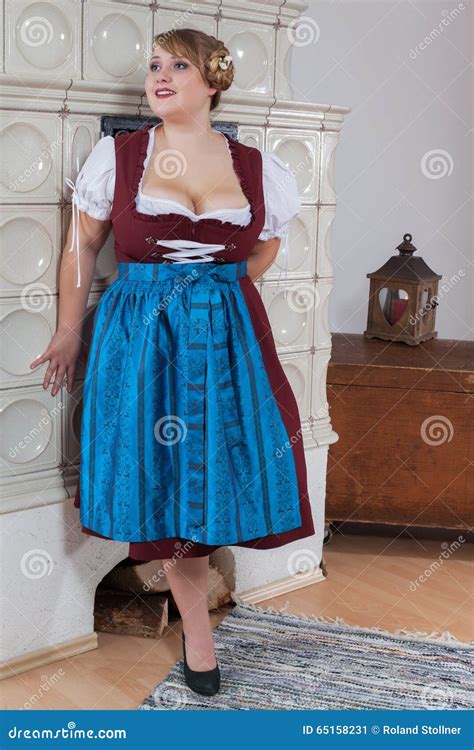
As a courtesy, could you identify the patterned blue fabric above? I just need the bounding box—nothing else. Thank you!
[79,261,302,544]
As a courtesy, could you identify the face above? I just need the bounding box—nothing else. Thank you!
[145,45,216,118]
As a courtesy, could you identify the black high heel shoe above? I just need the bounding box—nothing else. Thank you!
[182,631,220,696]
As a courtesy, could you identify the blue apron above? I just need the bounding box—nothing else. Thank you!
[79,260,302,544]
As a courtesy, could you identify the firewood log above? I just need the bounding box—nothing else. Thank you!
[101,561,232,610]
[94,588,168,637]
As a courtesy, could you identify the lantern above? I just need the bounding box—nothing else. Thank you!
[364,233,442,345]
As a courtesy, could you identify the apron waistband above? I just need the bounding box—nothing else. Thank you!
[117,260,248,283]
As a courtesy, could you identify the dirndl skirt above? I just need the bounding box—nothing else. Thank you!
[76,259,312,552]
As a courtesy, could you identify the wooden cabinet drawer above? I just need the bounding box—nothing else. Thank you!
[326,335,473,530]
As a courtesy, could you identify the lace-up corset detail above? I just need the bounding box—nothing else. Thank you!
[109,126,266,269]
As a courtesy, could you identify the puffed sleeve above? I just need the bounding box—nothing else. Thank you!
[257,151,300,241]
[71,135,116,220]
[65,136,115,288]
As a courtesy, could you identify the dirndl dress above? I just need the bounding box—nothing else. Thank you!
[72,125,315,559]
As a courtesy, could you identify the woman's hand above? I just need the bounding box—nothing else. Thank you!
[30,208,111,396]
[30,328,83,396]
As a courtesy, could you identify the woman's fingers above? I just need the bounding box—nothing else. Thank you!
[51,365,67,397]
[30,350,50,369]
[30,339,79,394]
[43,362,58,391]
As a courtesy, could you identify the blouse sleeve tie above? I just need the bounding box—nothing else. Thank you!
[64,177,82,289]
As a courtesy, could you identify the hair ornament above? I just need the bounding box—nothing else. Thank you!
[218,54,232,70]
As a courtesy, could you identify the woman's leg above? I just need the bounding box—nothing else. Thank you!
[163,555,217,671]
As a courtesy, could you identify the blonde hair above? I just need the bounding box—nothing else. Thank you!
[152,28,233,111]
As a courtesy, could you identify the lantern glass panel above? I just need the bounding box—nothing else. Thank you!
[379,287,409,326]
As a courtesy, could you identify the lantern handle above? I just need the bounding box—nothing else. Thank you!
[396,233,417,256]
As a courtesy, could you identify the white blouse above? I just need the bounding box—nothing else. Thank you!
[66,126,300,287]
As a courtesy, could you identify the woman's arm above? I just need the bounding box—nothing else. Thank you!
[30,211,112,396]
[246,237,281,282]
[58,211,111,333]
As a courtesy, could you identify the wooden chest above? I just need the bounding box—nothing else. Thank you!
[326,334,473,530]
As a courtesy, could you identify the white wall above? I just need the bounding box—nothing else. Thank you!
[292,0,473,340]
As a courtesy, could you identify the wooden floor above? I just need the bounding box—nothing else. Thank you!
[2,531,472,709]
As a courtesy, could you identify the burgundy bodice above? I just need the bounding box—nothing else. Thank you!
[109,126,266,265]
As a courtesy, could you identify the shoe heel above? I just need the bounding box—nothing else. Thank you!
[182,631,220,696]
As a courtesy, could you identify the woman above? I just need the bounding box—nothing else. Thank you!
[30,29,315,696]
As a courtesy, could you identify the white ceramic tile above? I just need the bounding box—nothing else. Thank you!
[0,2,4,73]
[0,385,63,476]
[153,6,217,39]
[263,205,317,282]
[61,290,104,467]
[0,206,60,296]
[0,112,62,202]
[316,205,336,279]
[313,279,332,350]
[5,0,81,79]
[261,279,315,353]
[267,128,320,203]
[84,1,152,85]
[280,351,313,424]
[310,348,331,425]
[61,383,82,469]
[63,116,101,188]
[219,19,274,97]
[274,24,293,100]
[0,297,56,389]
[238,126,264,150]
[319,131,339,205]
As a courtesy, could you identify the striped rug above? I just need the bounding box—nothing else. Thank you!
[139,602,474,710]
